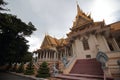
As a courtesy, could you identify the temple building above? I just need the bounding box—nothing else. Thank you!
[34,3,120,79]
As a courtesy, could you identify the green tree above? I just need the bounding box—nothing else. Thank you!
[24,61,34,75]
[36,61,50,78]
[0,13,36,65]
[0,0,36,66]
[22,52,33,63]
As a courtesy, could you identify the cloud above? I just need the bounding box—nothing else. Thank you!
[25,35,41,52]
[5,0,120,52]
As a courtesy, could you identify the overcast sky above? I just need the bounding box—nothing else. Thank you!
[4,0,120,52]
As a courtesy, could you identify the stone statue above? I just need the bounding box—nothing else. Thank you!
[62,55,68,67]
[96,51,109,70]
[52,63,58,77]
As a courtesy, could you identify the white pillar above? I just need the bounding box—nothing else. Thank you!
[45,51,48,61]
[112,38,120,50]
[43,51,46,61]
[93,35,99,46]
[56,52,58,60]
[93,35,99,51]
[38,53,40,59]
[102,36,111,51]
[40,51,42,61]
[39,53,41,60]
[54,52,57,61]
[48,51,49,61]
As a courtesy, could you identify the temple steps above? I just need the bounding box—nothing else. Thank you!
[70,58,103,76]
[56,73,113,80]
[106,52,120,78]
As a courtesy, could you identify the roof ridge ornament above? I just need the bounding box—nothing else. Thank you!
[76,1,82,15]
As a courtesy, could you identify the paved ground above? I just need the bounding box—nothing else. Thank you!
[0,72,35,80]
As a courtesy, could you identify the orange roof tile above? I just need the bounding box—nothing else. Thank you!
[72,4,93,29]
[40,35,59,49]
[110,21,120,31]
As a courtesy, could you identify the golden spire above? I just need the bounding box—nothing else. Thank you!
[76,1,82,15]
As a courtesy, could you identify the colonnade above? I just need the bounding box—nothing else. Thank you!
[58,46,73,59]
[38,50,58,61]
[36,46,73,62]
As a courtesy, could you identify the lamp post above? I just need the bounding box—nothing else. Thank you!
[96,51,108,80]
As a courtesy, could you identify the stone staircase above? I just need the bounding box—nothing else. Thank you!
[106,51,120,78]
[56,73,114,80]
[33,62,40,75]
[70,58,103,76]
[63,55,77,74]
[55,58,115,80]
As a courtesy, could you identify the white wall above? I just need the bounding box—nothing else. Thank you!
[72,34,110,59]
[96,34,110,52]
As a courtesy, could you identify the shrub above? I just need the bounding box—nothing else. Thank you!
[24,61,34,75]
[11,63,17,72]
[36,61,50,78]
[16,62,24,73]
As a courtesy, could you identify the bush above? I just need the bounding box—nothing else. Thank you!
[6,64,12,71]
[36,61,50,78]
[24,61,34,75]
[11,63,17,72]
[16,62,24,73]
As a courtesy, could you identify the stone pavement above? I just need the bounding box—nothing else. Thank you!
[0,72,48,80]
[0,72,35,80]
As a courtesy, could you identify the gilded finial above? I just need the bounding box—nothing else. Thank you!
[88,12,91,19]
[45,32,49,36]
[76,0,78,5]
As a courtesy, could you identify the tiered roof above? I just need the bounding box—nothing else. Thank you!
[72,4,93,30]
[40,34,68,50]
[110,21,120,31]
[109,21,120,37]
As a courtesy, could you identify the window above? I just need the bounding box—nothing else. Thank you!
[86,55,91,58]
[82,38,90,50]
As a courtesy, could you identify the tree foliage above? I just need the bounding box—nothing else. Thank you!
[36,61,50,78]
[0,0,36,65]
[0,13,36,65]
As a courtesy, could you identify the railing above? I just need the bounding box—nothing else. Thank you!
[106,50,120,53]
[65,55,77,68]
[105,51,120,77]
[33,62,39,70]
[106,51,120,58]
